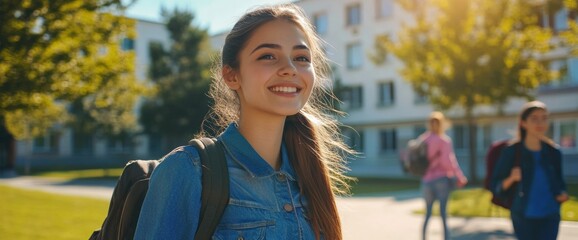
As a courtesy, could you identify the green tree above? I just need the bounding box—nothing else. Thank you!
[374,0,577,183]
[139,8,213,153]
[0,0,144,170]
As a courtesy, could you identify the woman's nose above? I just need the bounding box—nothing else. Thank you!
[278,59,297,76]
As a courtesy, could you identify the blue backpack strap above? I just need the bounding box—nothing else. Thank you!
[189,137,230,240]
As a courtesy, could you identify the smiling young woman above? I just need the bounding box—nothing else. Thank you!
[134,4,355,240]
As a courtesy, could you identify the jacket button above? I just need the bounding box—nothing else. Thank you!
[277,173,286,182]
[237,237,244,240]
[284,203,294,212]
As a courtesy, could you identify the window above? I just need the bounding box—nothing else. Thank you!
[559,121,576,149]
[568,57,578,85]
[479,124,492,151]
[376,0,393,19]
[537,6,578,31]
[380,128,397,152]
[342,86,363,110]
[453,124,470,150]
[378,82,395,106]
[33,132,58,153]
[121,38,135,51]
[313,13,328,35]
[554,8,569,31]
[413,125,426,139]
[343,128,364,152]
[414,91,428,104]
[346,4,361,26]
[549,58,578,86]
[148,133,164,157]
[550,59,567,85]
[73,131,94,155]
[347,43,363,69]
[107,135,133,154]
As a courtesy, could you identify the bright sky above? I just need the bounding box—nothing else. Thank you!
[125,0,294,35]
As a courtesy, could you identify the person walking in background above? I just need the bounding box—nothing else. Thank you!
[134,4,355,240]
[420,111,468,240]
[490,101,569,240]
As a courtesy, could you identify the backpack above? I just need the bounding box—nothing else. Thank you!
[89,138,230,240]
[484,140,509,190]
[484,139,520,209]
[402,138,429,176]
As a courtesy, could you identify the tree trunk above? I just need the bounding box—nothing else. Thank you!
[465,108,478,184]
[0,123,16,171]
[468,120,478,184]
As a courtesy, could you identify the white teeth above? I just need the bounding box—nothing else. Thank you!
[271,86,297,93]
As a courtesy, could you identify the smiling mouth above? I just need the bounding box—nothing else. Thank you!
[270,86,299,93]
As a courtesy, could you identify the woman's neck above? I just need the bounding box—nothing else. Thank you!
[524,135,542,151]
[237,116,285,170]
[430,130,442,136]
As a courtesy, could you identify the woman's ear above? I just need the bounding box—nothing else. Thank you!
[222,66,240,90]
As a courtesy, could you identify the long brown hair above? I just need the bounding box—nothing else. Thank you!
[200,4,354,240]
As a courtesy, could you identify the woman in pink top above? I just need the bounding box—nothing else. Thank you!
[420,112,467,240]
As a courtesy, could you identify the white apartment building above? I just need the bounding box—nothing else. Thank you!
[294,0,578,178]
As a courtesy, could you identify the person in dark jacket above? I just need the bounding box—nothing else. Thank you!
[490,100,569,240]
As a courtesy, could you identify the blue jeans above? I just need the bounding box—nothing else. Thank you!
[422,177,455,240]
[511,212,560,240]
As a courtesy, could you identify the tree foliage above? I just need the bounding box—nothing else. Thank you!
[381,0,577,111]
[0,0,144,140]
[139,8,214,149]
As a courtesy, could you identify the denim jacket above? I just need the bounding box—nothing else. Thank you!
[134,124,316,239]
[490,141,567,216]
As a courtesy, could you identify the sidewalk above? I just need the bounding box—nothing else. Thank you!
[1,176,577,240]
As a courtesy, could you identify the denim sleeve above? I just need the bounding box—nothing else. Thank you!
[134,147,203,240]
[490,145,515,197]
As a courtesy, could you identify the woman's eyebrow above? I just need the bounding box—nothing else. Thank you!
[250,43,310,54]
[251,43,280,54]
[293,44,309,50]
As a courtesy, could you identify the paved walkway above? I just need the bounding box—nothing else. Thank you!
[1,176,577,240]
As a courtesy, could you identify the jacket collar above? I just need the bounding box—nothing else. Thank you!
[218,123,297,180]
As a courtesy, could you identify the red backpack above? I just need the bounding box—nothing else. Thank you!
[484,139,520,209]
[484,140,509,190]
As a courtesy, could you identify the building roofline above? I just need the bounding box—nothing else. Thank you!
[125,16,164,25]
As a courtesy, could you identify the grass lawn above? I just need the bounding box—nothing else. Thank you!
[25,168,124,181]
[445,187,578,221]
[0,185,109,240]
[347,177,421,195]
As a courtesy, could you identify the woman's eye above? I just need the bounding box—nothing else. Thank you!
[258,54,275,60]
[294,56,310,62]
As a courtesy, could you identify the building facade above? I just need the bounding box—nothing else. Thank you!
[294,0,578,178]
